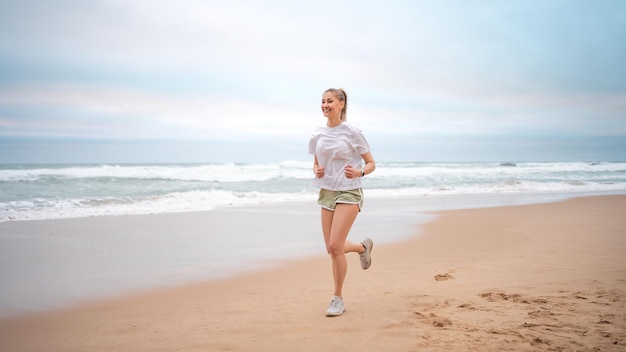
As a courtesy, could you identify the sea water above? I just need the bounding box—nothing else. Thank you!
[2,161,625,222]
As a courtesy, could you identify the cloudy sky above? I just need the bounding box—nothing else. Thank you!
[0,0,624,163]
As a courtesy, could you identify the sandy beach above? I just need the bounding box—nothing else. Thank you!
[1,194,625,351]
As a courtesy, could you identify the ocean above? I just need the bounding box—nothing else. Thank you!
[1,161,626,222]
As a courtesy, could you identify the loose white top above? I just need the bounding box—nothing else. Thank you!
[308,122,371,191]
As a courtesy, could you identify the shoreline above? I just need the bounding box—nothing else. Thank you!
[1,191,622,319]
[2,189,624,225]
[1,194,624,350]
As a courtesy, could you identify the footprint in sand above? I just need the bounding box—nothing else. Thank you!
[434,273,454,281]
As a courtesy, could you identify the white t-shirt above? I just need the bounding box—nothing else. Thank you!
[308,122,371,191]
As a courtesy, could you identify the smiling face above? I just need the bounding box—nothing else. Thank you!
[321,91,344,121]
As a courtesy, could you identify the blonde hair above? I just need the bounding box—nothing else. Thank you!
[324,88,348,121]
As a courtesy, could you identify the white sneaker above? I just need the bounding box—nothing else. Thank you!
[326,295,345,317]
[360,238,373,270]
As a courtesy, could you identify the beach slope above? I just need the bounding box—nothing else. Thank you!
[1,195,624,351]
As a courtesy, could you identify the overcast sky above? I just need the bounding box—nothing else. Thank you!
[0,0,625,163]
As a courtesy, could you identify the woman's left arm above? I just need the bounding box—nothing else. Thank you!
[360,152,376,176]
[344,152,376,179]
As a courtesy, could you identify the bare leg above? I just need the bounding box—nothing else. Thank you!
[322,203,360,298]
[344,240,365,254]
[321,209,365,255]
[321,208,334,255]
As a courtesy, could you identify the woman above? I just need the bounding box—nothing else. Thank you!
[308,88,376,317]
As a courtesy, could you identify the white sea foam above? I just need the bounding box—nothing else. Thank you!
[1,161,625,222]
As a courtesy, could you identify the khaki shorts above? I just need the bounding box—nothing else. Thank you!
[317,188,363,212]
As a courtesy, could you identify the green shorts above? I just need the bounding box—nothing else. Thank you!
[317,188,364,212]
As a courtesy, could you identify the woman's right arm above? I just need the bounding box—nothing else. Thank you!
[313,156,325,178]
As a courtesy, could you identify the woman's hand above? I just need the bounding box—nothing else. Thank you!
[344,165,361,179]
[315,165,325,178]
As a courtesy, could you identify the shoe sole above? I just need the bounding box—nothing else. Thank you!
[326,307,346,317]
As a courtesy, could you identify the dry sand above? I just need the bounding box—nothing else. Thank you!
[1,195,625,351]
